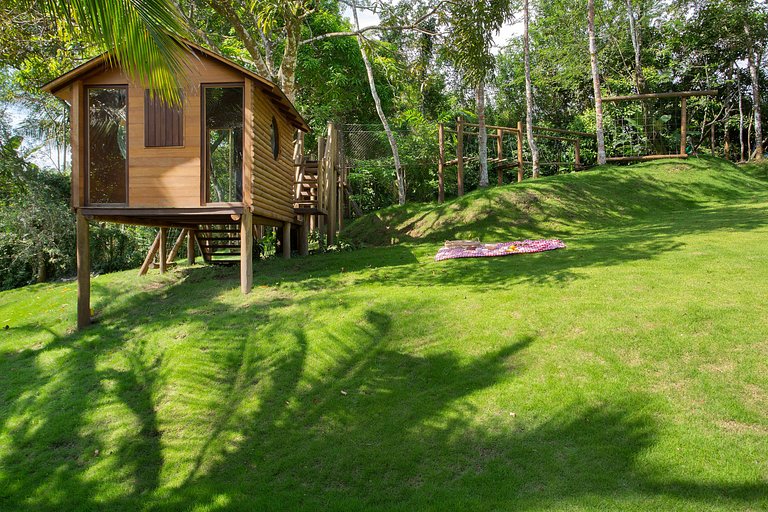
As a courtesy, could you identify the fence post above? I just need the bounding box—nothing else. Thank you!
[516,121,524,183]
[680,97,687,156]
[456,117,464,196]
[496,128,504,185]
[575,139,582,170]
[438,123,445,203]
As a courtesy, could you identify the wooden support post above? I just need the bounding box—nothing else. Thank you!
[317,136,327,240]
[187,229,196,265]
[438,123,445,203]
[575,139,582,169]
[241,209,253,294]
[456,117,464,196]
[139,231,162,276]
[496,128,504,185]
[282,221,291,259]
[680,97,687,155]
[158,228,167,274]
[253,225,263,260]
[76,213,90,330]
[299,216,309,256]
[167,229,187,263]
[327,123,337,246]
[516,121,524,182]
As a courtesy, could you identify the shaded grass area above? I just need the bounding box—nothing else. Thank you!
[1,158,767,511]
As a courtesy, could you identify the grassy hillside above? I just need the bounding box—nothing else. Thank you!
[1,157,767,511]
[343,156,768,245]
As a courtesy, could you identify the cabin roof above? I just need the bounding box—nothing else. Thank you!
[41,40,310,132]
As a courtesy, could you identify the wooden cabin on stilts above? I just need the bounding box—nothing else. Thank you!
[42,41,342,330]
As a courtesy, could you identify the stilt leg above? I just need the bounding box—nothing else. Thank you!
[241,210,253,293]
[76,213,90,330]
[159,227,167,274]
[282,221,291,259]
[187,229,196,265]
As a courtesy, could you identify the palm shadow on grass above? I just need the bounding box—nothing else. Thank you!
[0,267,766,510]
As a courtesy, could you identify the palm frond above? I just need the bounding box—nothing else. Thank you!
[43,0,192,105]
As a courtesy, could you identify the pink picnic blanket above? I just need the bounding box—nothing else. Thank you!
[435,239,566,261]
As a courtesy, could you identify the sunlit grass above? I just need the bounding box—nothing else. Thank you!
[1,157,767,511]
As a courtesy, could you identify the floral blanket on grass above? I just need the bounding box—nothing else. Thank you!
[435,239,566,261]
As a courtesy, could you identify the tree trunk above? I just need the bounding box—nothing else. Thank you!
[748,49,764,160]
[36,251,47,283]
[477,82,489,187]
[588,0,607,165]
[352,3,406,204]
[738,67,745,162]
[523,0,540,178]
[278,16,301,103]
[625,0,646,94]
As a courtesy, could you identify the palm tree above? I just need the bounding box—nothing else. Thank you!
[42,0,190,105]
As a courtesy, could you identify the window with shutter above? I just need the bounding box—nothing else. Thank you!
[144,91,183,147]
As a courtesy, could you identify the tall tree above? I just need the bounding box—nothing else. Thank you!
[523,0,540,178]
[446,0,511,188]
[745,20,764,160]
[625,0,645,94]
[350,1,406,205]
[587,0,606,165]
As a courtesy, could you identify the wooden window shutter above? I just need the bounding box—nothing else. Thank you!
[144,91,183,147]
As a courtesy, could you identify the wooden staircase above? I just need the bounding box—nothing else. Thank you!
[195,223,243,265]
[294,159,326,215]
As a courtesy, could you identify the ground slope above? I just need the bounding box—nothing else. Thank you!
[1,158,767,511]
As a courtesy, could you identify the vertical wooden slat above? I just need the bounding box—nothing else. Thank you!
[76,213,90,330]
[71,81,84,207]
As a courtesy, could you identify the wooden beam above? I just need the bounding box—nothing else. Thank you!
[606,154,688,162]
[159,228,167,274]
[76,213,90,330]
[529,125,596,138]
[139,231,162,276]
[187,229,196,265]
[602,90,718,102]
[516,121,524,183]
[438,123,445,203]
[456,117,464,196]
[282,221,291,259]
[166,229,188,263]
[241,209,253,294]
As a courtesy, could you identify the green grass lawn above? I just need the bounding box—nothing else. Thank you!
[1,157,767,511]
